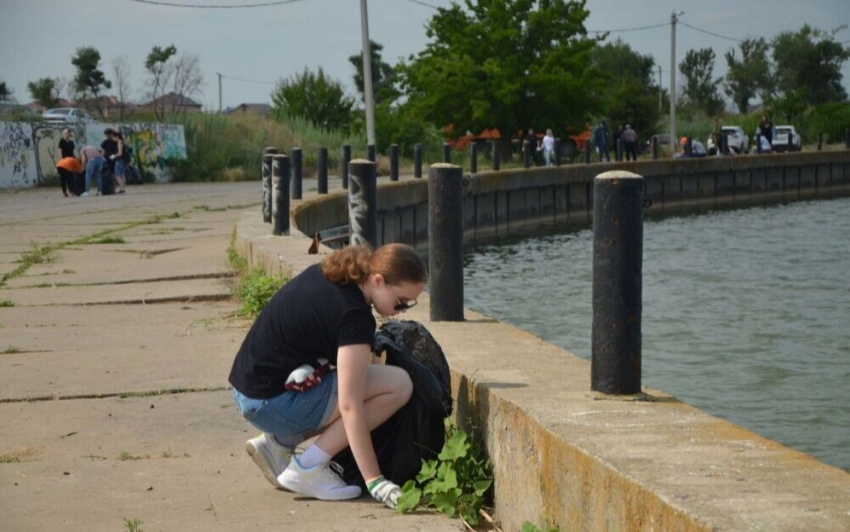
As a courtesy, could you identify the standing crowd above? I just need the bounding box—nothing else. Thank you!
[54,127,132,197]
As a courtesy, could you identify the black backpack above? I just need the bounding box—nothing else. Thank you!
[332,320,453,488]
[123,145,133,163]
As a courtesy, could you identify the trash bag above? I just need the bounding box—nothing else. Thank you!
[332,320,453,488]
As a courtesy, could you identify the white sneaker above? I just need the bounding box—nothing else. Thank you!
[80,192,90,197]
[246,433,293,488]
[278,457,362,500]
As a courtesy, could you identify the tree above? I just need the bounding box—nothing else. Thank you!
[145,45,177,121]
[590,39,662,136]
[169,54,204,115]
[399,0,604,157]
[27,78,60,109]
[111,56,133,121]
[0,80,13,102]
[772,25,850,105]
[71,47,112,118]
[679,48,725,116]
[348,40,400,106]
[270,67,354,131]
[724,37,771,114]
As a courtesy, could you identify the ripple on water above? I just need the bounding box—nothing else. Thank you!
[464,197,850,471]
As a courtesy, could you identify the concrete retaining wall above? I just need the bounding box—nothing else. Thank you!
[293,151,850,250]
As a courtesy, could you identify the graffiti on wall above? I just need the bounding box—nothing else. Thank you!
[0,122,37,188]
[0,121,186,188]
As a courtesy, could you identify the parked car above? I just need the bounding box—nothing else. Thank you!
[707,126,749,154]
[771,126,802,152]
[42,107,97,124]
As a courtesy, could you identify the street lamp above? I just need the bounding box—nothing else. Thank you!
[670,10,684,153]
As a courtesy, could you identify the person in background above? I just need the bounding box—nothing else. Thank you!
[622,124,638,161]
[80,144,105,197]
[594,121,610,162]
[525,128,539,166]
[56,156,82,198]
[58,128,75,159]
[100,128,118,194]
[112,131,127,194]
[542,128,555,166]
[759,116,774,147]
[711,117,723,155]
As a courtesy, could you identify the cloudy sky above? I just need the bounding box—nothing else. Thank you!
[1,0,848,111]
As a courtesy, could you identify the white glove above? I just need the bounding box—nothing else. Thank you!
[368,476,401,509]
[109,155,116,160]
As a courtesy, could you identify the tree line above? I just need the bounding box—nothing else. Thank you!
[0,45,203,122]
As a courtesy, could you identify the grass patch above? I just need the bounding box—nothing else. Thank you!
[227,227,285,317]
[0,448,41,463]
[18,282,71,289]
[2,346,21,354]
[62,269,76,274]
[119,450,190,461]
[87,236,126,245]
[0,300,14,307]
[123,518,144,532]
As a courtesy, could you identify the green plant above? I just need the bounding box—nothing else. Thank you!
[397,422,493,527]
[123,517,144,532]
[2,346,21,354]
[0,300,15,307]
[236,268,285,317]
[522,522,560,532]
[86,237,125,244]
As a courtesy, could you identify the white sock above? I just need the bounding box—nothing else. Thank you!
[298,444,332,469]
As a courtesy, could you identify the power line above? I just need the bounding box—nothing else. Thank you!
[588,22,669,34]
[220,73,276,85]
[406,0,440,9]
[678,21,744,43]
[127,0,305,9]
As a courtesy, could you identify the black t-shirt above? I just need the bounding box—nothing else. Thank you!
[101,139,117,169]
[229,264,376,399]
[59,138,75,159]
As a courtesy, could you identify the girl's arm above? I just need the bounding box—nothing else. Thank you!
[336,343,380,481]
[116,140,123,158]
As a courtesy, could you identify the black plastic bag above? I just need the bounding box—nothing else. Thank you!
[332,320,453,488]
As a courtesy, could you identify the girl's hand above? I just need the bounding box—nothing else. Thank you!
[368,476,401,509]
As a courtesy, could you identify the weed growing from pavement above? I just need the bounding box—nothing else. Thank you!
[397,420,493,527]
[2,346,21,354]
[227,226,286,317]
[87,237,126,245]
[123,518,144,532]
[522,523,560,532]
[0,454,20,463]
[0,300,14,307]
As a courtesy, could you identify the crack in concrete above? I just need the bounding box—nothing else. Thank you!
[12,272,235,289]
[14,293,233,307]
[0,385,230,404]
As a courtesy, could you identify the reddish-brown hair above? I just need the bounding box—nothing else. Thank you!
[321,243,426,286]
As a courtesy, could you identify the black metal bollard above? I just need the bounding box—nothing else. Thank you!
[389,144,399,182]
[584,140,591,164]
[491,140,500,171]
[555,138,562,166]
[272,154,290,236]
[756,134,762,154]
[317,147,328,194]
[262,147,278,223]
[348,159,377,248]
[367,144,376,162]
[428,163,464,322]
[470,142,478,174]
[523,140,531,168]
[817,131,823,151]
[651,136,658,160]
[342,144,351,189]
[291,148,303,199]
[845,128,849,149]
[686,136,693,156]
[592,170,644,394]
[442,142,451,163]
[616,139,623,161]
[414,144,423,178]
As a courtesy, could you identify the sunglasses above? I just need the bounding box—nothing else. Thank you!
[391,287,418,312]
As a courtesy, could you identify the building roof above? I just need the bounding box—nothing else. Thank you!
[228,103,272,115]
[144,92,202,108]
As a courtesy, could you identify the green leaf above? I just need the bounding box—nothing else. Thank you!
[416,459,438,483]
[438,430,469,462]
[430,464,458,493]
[430,489,458,517]
[460,506,480,527]
[522,523,542,532]
[473,479,492,496]
[396,483,421,514]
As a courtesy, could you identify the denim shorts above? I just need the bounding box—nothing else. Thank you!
[232,370,338,438]
[114,159,125,176]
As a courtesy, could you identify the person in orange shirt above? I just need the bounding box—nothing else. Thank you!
[56,157,82,197]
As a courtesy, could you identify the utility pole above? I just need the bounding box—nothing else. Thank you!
[359,0,376,149]
[670,11,683,153]
[657,65,663,114]
[217,72,222,114]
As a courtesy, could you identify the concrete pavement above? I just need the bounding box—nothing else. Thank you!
[0,183,461,532]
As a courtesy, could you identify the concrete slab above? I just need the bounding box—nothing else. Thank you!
[3,278,231,307]
[0,393,462,532]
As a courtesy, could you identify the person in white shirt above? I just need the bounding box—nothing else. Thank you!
[543,128,555,166]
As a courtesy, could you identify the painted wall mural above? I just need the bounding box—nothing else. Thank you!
[0,121,186,188]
